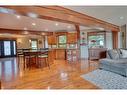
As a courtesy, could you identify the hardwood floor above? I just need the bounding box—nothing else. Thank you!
[0,57,99,89]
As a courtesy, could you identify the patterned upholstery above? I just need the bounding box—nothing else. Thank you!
[107,49,120,59]
[99,49,127,77]
[120,49,127,58]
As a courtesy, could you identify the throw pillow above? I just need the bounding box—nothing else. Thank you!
[107,49,120,59]
[120,49,127,58]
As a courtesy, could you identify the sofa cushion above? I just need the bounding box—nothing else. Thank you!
[120,49,127,58]
[100,58,127,68]
[107,49,120,59]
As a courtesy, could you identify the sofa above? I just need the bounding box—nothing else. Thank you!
[99,49,127,77]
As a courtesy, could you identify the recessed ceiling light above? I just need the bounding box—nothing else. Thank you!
[120,16,124,20]
[27,12,38,18]
[29,39,31,43]
[92,26,104,31]
[32,23,36,26]
[16,15,21,19]
[23,27,27,30]
[98,27,104,31]
[67,26,71,29]
[23,31,28,34]
[42,33,45,35]
[45,29,49,31]
[55,23,59,26]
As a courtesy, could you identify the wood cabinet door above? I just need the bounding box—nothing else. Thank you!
[48,36,57,45]
[48,50,56,64]
[67,33,77,43]
[56,49,65,60]
[89,49,99,60]
[89,48,107,60]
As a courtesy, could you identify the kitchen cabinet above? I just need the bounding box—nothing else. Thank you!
[66,49,79,62]
[88,48,107,60]
[67,33,77,43]
[48,35,57,45]
[56,49,66,60]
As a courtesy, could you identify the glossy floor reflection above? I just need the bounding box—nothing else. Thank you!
[0,57,99,89]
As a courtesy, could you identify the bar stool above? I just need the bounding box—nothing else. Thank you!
[17,49,24,68]
[23,52,36,69]
[37,51,50,69]
[26,55,36,69]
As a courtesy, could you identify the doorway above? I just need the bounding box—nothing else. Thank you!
[0,40,16,57]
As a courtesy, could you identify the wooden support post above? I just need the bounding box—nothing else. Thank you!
[112,31,118,49]
[75,25,80,48]
[75,25,81,60]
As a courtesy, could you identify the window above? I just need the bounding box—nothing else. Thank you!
[13,41,16,55]
[88,32,105,48]
[31,39,38,49]
[4,41,11,56]
[58,35,67,48]
[0,40,16,57]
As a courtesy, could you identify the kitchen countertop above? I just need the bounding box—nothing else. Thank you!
[49,48,79,50]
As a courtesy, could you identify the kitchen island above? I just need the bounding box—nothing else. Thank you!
[48,48,79,64]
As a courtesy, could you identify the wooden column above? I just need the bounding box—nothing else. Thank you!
[75,25,81,60]
[75,25,80,48]
[112,31,118,49]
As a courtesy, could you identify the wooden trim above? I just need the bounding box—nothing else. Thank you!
[75,25,80,40]
[0,28,53,36]
[0,38,16,40]
[38,6,119,31]
[112,31,118,49]
[75,25,80,48]
[3,6,119,31]
[87,31,106,36]
[75,25,80,59]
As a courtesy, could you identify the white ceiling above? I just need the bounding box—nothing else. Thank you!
[64,6,127,26]
[0,13,74,32]
[0,13,92,32]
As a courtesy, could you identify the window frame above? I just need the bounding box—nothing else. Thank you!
[58,35,67,48]
[30,39,38,50]
[87,31,106,48]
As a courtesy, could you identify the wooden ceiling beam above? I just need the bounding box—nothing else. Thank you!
[0,28,53,36]
[3,6,120,32]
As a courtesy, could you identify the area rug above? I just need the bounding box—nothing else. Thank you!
[81,69,127,89]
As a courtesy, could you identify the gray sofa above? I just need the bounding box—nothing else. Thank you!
[99,49,127,77]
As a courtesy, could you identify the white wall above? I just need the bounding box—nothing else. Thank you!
[118,31,122,48]
[105,31,122,49]
[80,31,88,59]
[44,36,48,48]
[105,32,113,49]
[17,36,44,49]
